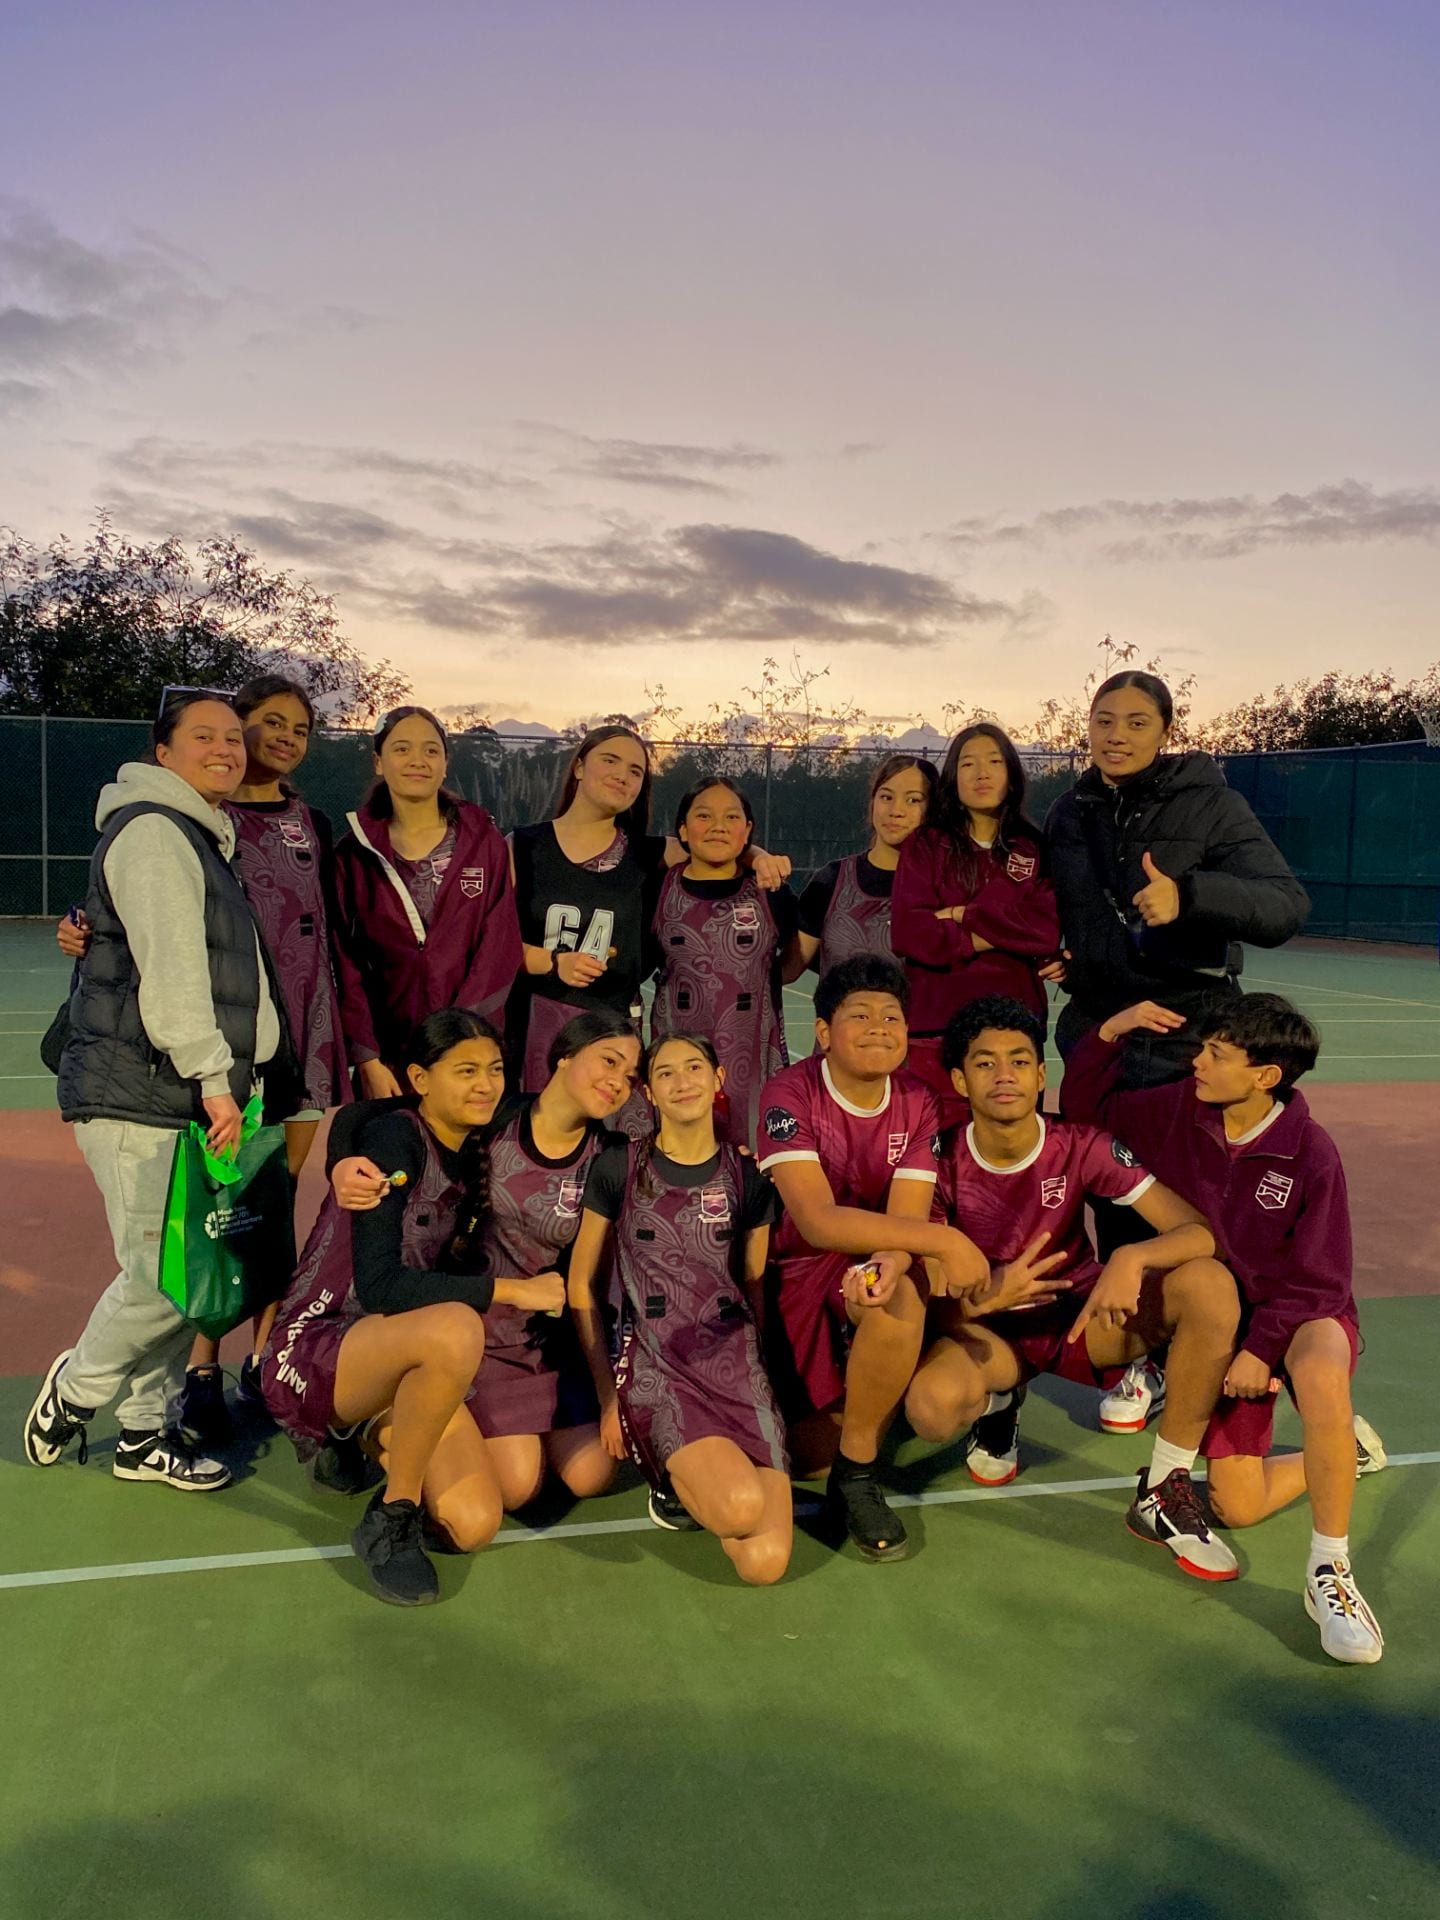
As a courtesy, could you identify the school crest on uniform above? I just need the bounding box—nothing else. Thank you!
[887,1131,911,1166]
[1006,851,1037,882]
[1255,1170,1294,1212]
[460,867,485,898]
[698,1183,731,1223]
[732,902,761,933]
[556,1177,584,1218]
[765,1107,799,1142]
[1040,1175,1066,1209]
[279,818,309,848]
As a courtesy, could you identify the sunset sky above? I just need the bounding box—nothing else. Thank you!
[3,0,1438,734]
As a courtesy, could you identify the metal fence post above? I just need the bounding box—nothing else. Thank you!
[1343,748,1359,939]
[763,743,773,848]
[39,713,49,918]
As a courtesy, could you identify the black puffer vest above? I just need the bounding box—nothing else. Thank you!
[58,803,272,1128]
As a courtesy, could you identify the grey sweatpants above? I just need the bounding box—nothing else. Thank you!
[60,1118,194,1431]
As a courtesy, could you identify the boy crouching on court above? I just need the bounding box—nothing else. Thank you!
[1063,992,1386,1665]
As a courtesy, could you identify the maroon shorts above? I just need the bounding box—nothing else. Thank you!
[763,1251,856,1419]
[904,1036,970,1133]
[466,1310,599,1439]
[989,1302,1130,1394]
[1203,1313,1361,1460]
[260,1315,348,1455]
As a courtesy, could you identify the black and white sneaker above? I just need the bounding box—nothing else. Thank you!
[112,1428,232,1491]
[352,1489,440,1606]
[23,1350,94,1467]
[175,1365,232,1448]
[826,1462,909,1562]
[1126,1467,1238,1581]
[647,1477,702,1532]
[966,1385,1026,1486]
[313,1423,384,1496]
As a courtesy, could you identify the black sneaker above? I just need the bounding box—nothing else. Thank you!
[313,1423,384,1496]
[175,1365,232,1447]
[112,1427,233,1491]
[825,1462,909,1562]
[966,1384,1027,1486]
[1126,1467,1238,1581]
[352,1489,440,1606]
[236,1354,266,1407]
[647,1477,702,1532]
[23,1350,94,1467]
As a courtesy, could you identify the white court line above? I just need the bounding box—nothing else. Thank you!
[4,1454,1438,1593]
[0,1074,50,1081]
[1246,976,1440,1012]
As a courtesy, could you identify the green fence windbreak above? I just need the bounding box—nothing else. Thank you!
[3,717,1435,945]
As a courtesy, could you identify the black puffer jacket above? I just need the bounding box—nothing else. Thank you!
[1046,752,1309,1024]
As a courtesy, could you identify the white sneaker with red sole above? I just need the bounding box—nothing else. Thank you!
[1099,1357,1167,1433]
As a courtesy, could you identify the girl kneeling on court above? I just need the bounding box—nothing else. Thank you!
[567,1034,794,1586]
[262,1010,559,1606]
[332,1009,642,1516]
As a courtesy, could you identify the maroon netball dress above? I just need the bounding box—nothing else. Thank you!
[650,869,795,1148]
[261,1108,489,1455]
[465,1099,612,1439]
[583,1139,787,1481]
[228,794,348,1113]
[804,852,897,976]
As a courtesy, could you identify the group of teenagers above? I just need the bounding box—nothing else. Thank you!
[23,668,1389,1664]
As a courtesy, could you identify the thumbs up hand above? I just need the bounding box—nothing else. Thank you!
[1132,850,1182,927]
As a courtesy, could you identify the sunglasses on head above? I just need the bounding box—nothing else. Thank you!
[157,684,238,719]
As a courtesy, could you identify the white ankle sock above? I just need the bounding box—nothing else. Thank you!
[1308,1530,1349,1574]
[983,1390,1014,1418]
[1145,1436,1196,1490]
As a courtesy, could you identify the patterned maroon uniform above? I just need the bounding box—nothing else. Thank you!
[228,795,348,1112]
[584,1140,786,1477]
[651,870,791,1147]
[261,1112,466,1452]
[466,1102,608,1438]
[807,854,896,976]
[758,1054,940,1417]
[935,1116,1154,1386]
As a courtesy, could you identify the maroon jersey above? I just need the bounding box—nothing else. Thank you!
[585,1139,786,1476]
[813,854,896,975]
[466,1101,608,1437]
[935,1116,1155,1307]
[261,1111,465,1451]
[228,794,347,1112]
[651,869,789,1147]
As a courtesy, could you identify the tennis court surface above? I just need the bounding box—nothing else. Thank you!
[2,924,1437,1918]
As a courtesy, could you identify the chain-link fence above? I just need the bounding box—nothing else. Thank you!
[2,715,1436,943]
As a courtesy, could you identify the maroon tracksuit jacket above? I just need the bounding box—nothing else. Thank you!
[891,826,1059,1035]
[331,798,522,1073]
[1061,1030,1357,1367]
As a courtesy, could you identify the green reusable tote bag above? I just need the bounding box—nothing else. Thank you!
[157,1096,297,1340]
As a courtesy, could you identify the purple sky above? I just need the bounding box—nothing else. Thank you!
[3,0,1438,732]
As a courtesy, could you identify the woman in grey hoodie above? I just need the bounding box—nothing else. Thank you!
[23,692,284,1492]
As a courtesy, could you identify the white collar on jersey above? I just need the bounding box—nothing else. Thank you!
[821,1056,892,1119]
[1229,1099,1284,1146]
[966,1114,1046,1175]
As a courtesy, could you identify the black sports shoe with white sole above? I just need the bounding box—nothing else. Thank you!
[23,1350,94,1467]
[966,1385,1026,1486]
[313,1423,384,1496]
[647,1477,702,1532]
[112,1428,232,1490]
[352,1489,440,1606]
[825,1462,909,1562]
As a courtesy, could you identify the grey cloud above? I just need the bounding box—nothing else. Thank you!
[0,202,217,394]
[945,480,1440,561]
[519,420,781,497]
[103,436,535,510]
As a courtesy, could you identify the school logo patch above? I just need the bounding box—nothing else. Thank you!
[460,868,485,898]
[732,902,761,932]
[764,1106,799,1143]
[1006,850,1037,883]
[887,1131,911,1166]
[1040,1175,1066,1209]
[1255,1170,1294,1212]
[699,1183,732,1223]
[556,1177,584,1218]
[279,818,309,848]
[1111,1139,1137,1168]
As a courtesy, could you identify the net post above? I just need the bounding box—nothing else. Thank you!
[39,711,49,919]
